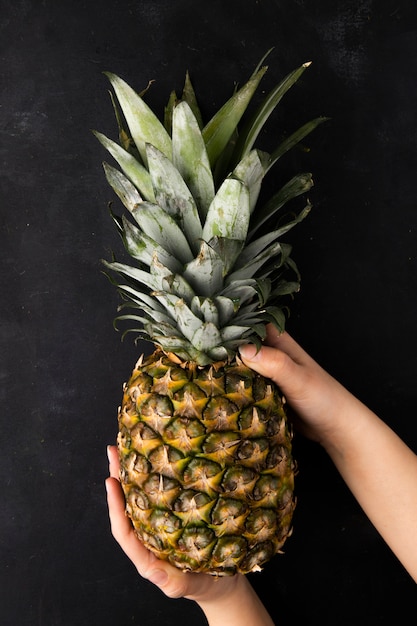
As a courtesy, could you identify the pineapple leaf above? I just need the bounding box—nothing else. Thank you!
[202,66,268,167]
[192,322,222,351]
[149,254,174,280]
[149,321,184,338]
[118,327,150,342]
[114,313,151,327]
[99,58,327,360]
[232,313,265,328]
[213,296,236,326]
[221,325,251,342]
[161,272,196,303]
[102,259,161,291]
[172,101,215,220]
[207,346,233,361]
[234,202,311,269]
[253,277,271,306]
[146,143,202,254]
[103,162,142,213]
[183,240,224,297]
[248,172,314,238]
[207,237,244,276]
[131,202,194,265]
[109,206,124,235]
[107,280,166,313]
[272,280,301,296]
[268,201,312,237]
[263,306,287,332]
[194,297,219,326]
[249,325,269,343]
[164,90,178,135]
[266,116,330,173]
[181,71,204,129]
[121,215,183,273]
[275,255,301,283]
[108,89,135,154]
[117,301,175,326]
[232,62,312,163]
[94,131,155,201]
[202,178,250,244]
[219,281,258,306]
[251,47,274,75]
[154,295,204,344]
[231,149,266,213]
[226,241,283,284]
[105,72,173,165]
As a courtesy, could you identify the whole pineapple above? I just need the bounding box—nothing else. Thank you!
[95,53,325,575]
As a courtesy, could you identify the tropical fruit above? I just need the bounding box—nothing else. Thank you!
[95,53,325,575]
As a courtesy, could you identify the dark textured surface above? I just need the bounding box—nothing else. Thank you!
[1,1,417,624]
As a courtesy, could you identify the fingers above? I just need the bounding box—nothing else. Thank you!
[238,330,334,441]
[105,477,171,588]
[106,476,144,557]
[107,445,120,478]
[264,327,317,367]
[239,336,308,398]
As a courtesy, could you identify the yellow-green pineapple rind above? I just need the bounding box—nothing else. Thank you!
[118,351,295,575]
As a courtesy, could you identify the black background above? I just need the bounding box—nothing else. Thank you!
[1,1,417,624]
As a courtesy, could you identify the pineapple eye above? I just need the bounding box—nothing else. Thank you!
[183,458,222,483]
[165,417,205,440]
[173,490,215,526]
[211,498,248,524]
[124,450,151,480]
[266,444,289,471]
[202,432,240,463]
[150,509,182,534]
[173,490,211,513]
[211,536,247,564]
[178,527,215,551]
[239,542,275,574]
[221,466,258,495]
[202,397,239,431]
[142,474,181,508]
[245,509,277,535]
[148,444,186,479]
[237,438,269,470]
[126,487,150,511]
[253,475,286,508]
[143,473,179,495]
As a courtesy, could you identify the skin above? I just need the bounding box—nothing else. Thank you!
[106,326,417,625]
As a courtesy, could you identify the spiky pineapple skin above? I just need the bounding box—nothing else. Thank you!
[117,349,295,576]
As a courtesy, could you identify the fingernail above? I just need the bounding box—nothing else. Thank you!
[239,344,258,360]
[148,569,169,586]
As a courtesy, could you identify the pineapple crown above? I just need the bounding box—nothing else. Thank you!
[95,52,327,365]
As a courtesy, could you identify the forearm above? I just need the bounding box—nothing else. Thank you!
[241,331,417,582]
[322,395,417,582]
[196,574,274,626]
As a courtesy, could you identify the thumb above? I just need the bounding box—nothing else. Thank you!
[239,342,304,397]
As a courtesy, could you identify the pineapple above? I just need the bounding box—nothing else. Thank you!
[95,53,326,575]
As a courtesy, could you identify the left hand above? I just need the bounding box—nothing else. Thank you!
[105,446,243,602]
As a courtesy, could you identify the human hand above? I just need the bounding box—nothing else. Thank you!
[239,325,359,448]
[240,328,417,584]
[105,445,243,603]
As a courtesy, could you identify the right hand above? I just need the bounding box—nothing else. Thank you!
[239,325,358,448]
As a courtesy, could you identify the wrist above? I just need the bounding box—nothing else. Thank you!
[196,574,274,626]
